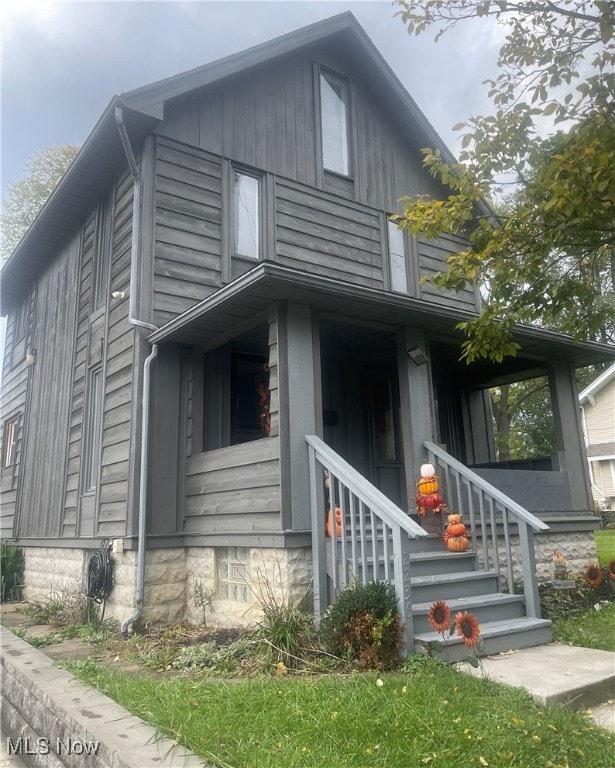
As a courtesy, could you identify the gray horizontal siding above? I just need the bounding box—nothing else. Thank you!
[153,137,223,327]
[418,233,478,312]
[184,436,281,535]
[275,178,383,289]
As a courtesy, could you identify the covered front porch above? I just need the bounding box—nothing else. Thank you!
[147,261,611,647]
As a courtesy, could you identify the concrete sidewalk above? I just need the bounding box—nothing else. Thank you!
[459,643,615,732]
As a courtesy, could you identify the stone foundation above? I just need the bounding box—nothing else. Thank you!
[20,544,313,630]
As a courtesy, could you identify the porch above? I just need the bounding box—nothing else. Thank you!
[147,262,609,646]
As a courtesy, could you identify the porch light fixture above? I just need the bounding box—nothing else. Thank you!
[407,345,428,366]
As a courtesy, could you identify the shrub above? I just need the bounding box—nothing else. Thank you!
[0,542,24,602]
[539,569,614,622]
[25,585,92,627]
[319,581,404,670]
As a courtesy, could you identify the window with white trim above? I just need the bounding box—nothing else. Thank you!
[233,171,260,260]
[320,71,350,176]
[2,417,19,468]
[387,219,408,293]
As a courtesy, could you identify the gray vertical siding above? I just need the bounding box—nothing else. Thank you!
[18,234,80,538]
[417,233,479,312]
[153,137,223,326]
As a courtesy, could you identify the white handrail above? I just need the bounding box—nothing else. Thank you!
[306,434,427,539]
[424,442,549,532]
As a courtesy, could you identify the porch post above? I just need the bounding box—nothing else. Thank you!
[547,360,593,511]
[278,302,318,531]
[396,327,436,510]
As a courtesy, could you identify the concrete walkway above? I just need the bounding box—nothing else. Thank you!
[459,643,615,732]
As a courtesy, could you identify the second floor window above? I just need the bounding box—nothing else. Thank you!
[91,195,112,311]
[388,219,408,293]
[233,171,260,260]
[320,71,350,176]
[2,417,19,468]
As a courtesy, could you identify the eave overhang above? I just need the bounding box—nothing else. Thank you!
[0,100,159,312]
[148,261,615,385]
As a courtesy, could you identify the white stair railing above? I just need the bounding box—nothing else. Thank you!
[306,434,427,653]
[424,441,549,618]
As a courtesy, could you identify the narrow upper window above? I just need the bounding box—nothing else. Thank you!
[83,366,103,493]
[233,171,260,260]
[2,417,18,468]
[320,71,350,176]
[91,195,112,311]
[13,300,27,342]
[387,220,407,293]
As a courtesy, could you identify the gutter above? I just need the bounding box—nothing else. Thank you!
[114,107,159,634]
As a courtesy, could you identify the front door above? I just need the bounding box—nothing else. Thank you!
[365,371,405,508]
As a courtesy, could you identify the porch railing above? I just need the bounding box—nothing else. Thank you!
[306,434,427,652]
[424,441,549,618]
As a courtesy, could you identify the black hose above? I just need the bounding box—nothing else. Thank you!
[86,540,113,622]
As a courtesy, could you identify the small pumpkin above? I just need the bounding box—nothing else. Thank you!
[447,513,462,525]
[446,522,467,538]
[417,476,439,494]
[446,535,469,553]
[420,463,436,478]
[326,507,342,538]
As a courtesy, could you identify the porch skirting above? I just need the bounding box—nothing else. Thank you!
[20,544,313,629]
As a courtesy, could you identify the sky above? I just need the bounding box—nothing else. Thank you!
[0,0,505,194]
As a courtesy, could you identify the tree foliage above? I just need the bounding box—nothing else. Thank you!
[394,0,615,362]
[1,145,79,262]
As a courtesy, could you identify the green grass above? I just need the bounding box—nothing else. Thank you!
[595,529,615,566]
[553,602,615,652]
[64,659,615,768]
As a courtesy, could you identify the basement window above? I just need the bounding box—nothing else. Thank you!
[217,547,250,602]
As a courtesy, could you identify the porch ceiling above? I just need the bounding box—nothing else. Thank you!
[148,261,615,378]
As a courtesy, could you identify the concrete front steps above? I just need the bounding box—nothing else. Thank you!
[407,535,552,659]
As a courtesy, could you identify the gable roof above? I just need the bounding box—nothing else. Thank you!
[1,13,455,310]
[579,362,615,404]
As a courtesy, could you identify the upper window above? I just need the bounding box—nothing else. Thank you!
[91,195,112,311]
[387,220,408,293]
[233,171,260,260]
[2,417,19,468]
[13,300,27,342]
[320,71,350,176]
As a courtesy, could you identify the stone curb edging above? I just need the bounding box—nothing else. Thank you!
[0,626,207,768]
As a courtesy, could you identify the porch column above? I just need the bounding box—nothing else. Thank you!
[278,302,318,531]
[397,328,436,510]
[547,360,593,511]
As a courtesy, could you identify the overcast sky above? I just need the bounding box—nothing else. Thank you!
[1,0,504,195]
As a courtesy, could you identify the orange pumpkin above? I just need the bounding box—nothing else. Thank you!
[446,535,469,553]
[326,507,342,538]
[417,476,439,494]
[447,513,462,525]
[446,522,467,538]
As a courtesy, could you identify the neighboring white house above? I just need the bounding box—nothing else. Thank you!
[579,363,615,510]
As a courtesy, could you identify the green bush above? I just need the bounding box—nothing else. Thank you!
[319,581,403,670]
[539,570,614,622]
[0,542,24,602]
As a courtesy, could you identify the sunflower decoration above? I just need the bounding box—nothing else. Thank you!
[455,611,481,648]
[427,600,451,634]
[584,563,603,589]
[606,559,615,582]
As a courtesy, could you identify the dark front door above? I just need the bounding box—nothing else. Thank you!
[364,371,405,508]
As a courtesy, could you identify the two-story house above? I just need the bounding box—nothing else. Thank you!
[2,14,612,655]
[580,364,615,512]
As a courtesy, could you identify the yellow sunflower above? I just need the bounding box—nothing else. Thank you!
[455,611,481,648]
[584,563,603,588]
[427,600,451,633]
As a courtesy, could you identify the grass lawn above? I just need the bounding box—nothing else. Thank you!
[595,529,615,566]
[553,602,615,652]
[65,659,615,768]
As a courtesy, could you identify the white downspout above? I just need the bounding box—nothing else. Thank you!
[114,107,159,634]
